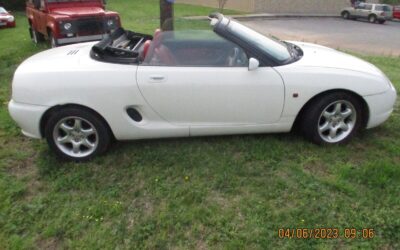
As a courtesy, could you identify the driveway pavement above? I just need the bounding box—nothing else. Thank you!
[239,17,400,56]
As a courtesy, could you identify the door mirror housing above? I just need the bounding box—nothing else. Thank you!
[248,58,259,71]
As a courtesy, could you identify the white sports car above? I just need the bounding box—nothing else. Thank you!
[8,13,397,161]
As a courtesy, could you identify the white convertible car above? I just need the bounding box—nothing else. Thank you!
[9,13,397,161]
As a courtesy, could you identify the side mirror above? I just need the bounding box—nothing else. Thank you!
[248,58,259,71]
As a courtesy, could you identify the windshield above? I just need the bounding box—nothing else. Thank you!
[226,20,291,62]
[0,7,7,14]
[375,5,391,12]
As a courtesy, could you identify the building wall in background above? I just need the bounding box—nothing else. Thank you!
[176,0,256,12]
[177,0,380,14]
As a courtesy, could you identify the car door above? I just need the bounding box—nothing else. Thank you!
[361,4,373,18]
[136,30,285,127]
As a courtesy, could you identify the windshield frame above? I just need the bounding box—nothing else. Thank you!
[210,14,298,67]
[226,20,291,63]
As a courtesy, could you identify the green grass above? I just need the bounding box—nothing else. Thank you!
[0,0,400,249]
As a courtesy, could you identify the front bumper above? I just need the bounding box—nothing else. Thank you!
[364,84,397,129]
[0,20,15,28]
[8,100,49,139]
[57,34,107,45]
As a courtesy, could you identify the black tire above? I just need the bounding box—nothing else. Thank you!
[48,31,58,48]
[368,14,377,23]
[29,27,44,44]
[342,11,350,19]
[378,20,386,24]
[44,107,112,161]
[300,92,363,145]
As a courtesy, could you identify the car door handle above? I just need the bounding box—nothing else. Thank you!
[149,75,165,81]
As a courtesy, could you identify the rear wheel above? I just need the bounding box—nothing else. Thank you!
[301,92,363,145]
[368,14,377,23]
[44,107,112,161]
[342,11,350,19]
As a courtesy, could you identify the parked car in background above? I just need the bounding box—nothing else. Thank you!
[8,14,397,161]
[0,7,16,28]
[26,0,121,48]
[393,6,400,19]
[341,3,393,24]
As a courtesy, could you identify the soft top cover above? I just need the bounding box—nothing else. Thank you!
[91,27,153,64]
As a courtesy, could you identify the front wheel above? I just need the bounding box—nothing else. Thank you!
[369,15,377,23]
[45,108,112,161]
[29,27,44,44]
[48,31,58,48]
[342,11,350,20]
[301,92,363,145]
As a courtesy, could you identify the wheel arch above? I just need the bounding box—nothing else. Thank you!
[341,10,350,16]
[40,104,116,140]
[46,26,53,38]
[368,13,378,20]
[292,89,370,132]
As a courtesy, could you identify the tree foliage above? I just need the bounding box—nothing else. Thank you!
[380,0,400,4]
[0,0,26,11]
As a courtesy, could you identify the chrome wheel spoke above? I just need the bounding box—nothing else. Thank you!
[323,111,334,119]
[71,141,81,154]
[341,108,353,119]
[319,122,331,133]
[82,128,95,137]
[74,119,82,131]
[57,135,72,144]
[329,127,338,139]
[334,102,342,114]
[82,139,95,149]
[339,121,349,131]
[60,123,74,133]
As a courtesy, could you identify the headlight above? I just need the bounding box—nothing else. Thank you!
[107,19,114,26]
[63,23,72,30]
[7,16,14,22]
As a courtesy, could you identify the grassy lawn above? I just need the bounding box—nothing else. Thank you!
[0,0,399,249]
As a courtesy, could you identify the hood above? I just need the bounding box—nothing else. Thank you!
[0,14,12,19]
[16,43,95,73]
[290,41,384,77]
[51,7,105,17]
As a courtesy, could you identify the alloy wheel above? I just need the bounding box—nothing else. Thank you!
[317,100,357,143]
[53,116,99,158]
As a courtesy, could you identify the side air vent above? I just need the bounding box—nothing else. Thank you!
[67,50,79,55]
[126,108,143,122]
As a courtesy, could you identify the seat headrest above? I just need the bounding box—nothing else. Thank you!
[142,40,152,59]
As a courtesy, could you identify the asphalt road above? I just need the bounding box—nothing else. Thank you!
[239,17,400,56]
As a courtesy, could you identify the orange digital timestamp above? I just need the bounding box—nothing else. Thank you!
[278,228,375,239]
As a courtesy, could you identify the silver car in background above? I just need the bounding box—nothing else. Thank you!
[341,3,393,24]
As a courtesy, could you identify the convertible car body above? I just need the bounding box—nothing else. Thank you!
[9,13,397,161]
